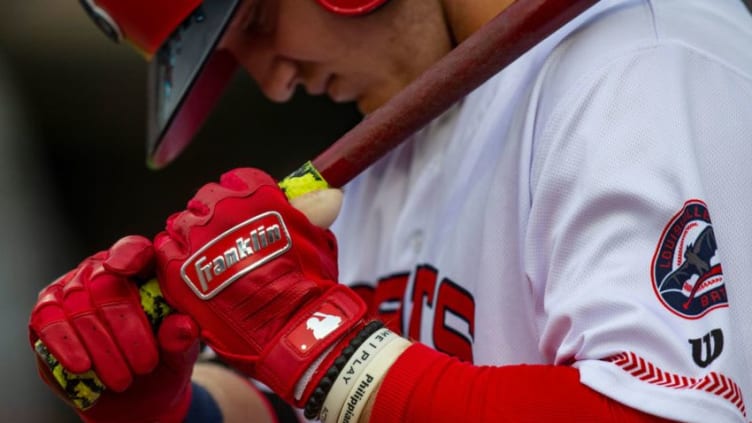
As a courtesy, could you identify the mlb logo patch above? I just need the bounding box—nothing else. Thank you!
[287,303,345,355]
[651,200,727,319]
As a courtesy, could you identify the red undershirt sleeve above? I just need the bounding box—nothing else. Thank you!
[370,343,676,423]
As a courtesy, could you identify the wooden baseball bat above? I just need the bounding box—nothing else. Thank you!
[280,0,599,195]
[39,0,599,409]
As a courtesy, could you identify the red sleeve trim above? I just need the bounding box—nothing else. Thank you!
[370,343,675,423]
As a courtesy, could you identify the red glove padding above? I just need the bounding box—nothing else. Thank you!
[154,168,367,407]
[28,236,199,423]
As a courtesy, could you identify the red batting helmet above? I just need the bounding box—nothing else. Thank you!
[79,0,389,168]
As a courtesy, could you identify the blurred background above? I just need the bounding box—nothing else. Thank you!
[1,2,360,421]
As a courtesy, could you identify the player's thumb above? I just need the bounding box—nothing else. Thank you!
[103,235,155,277]
[157,314,200,365]
[289,188,343,228]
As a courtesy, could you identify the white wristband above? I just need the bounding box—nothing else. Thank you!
[336,336,411,423]
[319,327,398,423]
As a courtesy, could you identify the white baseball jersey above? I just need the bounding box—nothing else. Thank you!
[331,0,752,421]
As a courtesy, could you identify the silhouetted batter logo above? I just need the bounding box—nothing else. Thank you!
[652,200,727,319]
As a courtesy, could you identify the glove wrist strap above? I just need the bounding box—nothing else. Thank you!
[210,284,367,408]
[258,284,367,407]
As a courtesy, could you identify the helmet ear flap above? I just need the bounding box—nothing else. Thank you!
[315,0,390,16]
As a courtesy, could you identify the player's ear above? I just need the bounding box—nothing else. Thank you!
[289,188,344,229]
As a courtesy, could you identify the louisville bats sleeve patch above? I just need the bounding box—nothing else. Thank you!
[651,199,727,319]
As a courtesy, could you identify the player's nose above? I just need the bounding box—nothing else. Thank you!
[220,31,299,103]
[256,58,299,102]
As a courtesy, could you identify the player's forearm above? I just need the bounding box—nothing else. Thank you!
[190,362,276,423]
[362,343,674,423]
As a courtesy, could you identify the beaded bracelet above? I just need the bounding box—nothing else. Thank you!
[303,321,384,419]
[320,327,400,423]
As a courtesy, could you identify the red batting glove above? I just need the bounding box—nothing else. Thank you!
[153,168,368,408]
[28,236,199,423]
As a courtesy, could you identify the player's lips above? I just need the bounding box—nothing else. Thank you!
[326,77,358,103]
[303,73,359,103]
[304,74,333,96]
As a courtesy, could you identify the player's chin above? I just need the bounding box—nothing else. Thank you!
[355,96,375,115]
[327,81,379,114]
[354,91,390,116]
[356,81,407,115]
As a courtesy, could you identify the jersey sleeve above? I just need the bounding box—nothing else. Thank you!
[525,38,752,423]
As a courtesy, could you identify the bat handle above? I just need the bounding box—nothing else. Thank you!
[34,279,172,410]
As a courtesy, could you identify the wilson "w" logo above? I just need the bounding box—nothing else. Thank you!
[689,329,724,368]
[606,351,746,418]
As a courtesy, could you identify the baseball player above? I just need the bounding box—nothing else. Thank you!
[28,0,752,422]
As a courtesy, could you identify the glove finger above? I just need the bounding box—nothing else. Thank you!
[157,314,199,354]
[89,273,159,375]
[63,267,133,392]
[102,235,155,277]
[30,283,91,374]
[287,189,341,280]
[164,169,278,248]
[153,232,186,305]
[157,314,200,372]
[69,312,133,392]
[219,168,276,192]
[165,185,246,248]
[187,168,279,222]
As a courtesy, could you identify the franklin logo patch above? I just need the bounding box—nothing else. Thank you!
[651,200,727,319]
[181,211,292,299]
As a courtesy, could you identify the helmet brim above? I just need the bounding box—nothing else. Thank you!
[146,0,241,169]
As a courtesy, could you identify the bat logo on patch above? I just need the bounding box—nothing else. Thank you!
[658,226,720,310]
[651,200,728,319]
